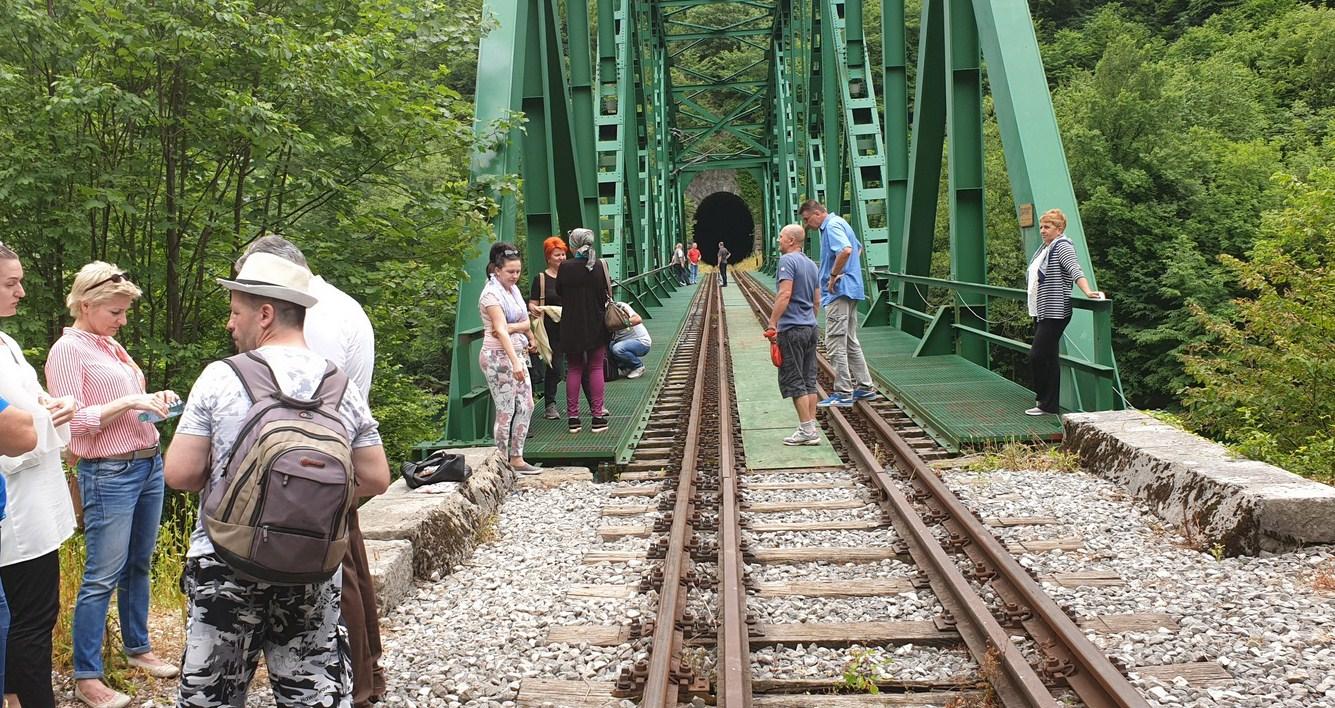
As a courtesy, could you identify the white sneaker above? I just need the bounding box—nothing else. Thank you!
[627,366,646,379]
[1024,407,1047,416]
[783,429,820,446]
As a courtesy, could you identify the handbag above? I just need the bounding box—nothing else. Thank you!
[401,450,470,488]
[601,262,631,332]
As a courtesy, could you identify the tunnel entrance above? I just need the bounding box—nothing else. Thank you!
[692,191,754,265]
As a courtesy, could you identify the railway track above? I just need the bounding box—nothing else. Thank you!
[531,275,1150,707]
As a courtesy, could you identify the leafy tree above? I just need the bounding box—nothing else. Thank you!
[1181,168,1335,483]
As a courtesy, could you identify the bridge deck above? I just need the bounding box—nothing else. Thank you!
[520,282,701,465]
[745,272,1062,450]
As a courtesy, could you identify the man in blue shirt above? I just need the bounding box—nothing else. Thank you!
[0,394,38,703]
[765,225,822,445]
[799,200,878,407]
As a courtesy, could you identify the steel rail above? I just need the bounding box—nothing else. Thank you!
[641,282,718,707]
[737,273,1149,708]
[714,282,752,707]
[731,274,1057,706]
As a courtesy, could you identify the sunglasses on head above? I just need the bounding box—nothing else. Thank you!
[89,272,131,291]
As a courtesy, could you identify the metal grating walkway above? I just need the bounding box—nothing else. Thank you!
[744,272,1062,449]
[518,282,702,464]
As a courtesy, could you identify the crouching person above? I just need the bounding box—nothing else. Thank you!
[609,302,651,379]
[164,253,390,708]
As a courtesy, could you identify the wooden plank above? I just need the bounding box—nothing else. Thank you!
[747,480,856,491]
[746,499,868,513]
[567,584,637,600]
[1005,537,1083,553]
[598,525,650,540]
[749,520,885,533]
[1131,662,1232,687]
[750,547,911,564]
[546,625,631,646]
[752,678,976,693]
[601,504,654,516]
[986,516,1061,527]
[517,679,621,707]
[583,550,646,563]
[753,578,915,597]
[609,485,660,497]
[753,693,969,707]
[1039,571,1124,588]
[618,471,671,481]
[742,466,850,476]
[746,621,956,647]
[1080,613,1179,633]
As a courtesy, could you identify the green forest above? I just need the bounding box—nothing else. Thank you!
[0,0,1330,482]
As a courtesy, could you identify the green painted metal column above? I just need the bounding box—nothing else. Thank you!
[945,0,987,366]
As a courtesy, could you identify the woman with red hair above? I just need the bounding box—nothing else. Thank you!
[528,236,569,420]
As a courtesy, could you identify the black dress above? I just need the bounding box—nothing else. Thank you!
[529,271,563,345]
[556,259,612,355]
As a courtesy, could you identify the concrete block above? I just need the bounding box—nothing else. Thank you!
[364,539,414,615]
[359,447,515,578]
[1064,411,1335,555]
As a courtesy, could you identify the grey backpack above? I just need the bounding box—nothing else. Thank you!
[202,352,355,585]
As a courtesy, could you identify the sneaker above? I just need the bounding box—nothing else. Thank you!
[544,402,559,420]
[597,407,611,417]
[568,418,582,433]
[851,387,879,401]
[783,429,820,446]
[512,462,543,475]
[627,366,646,379]
[817,392,854,408]
[1024,407,1047,416]
[591,416,609,433]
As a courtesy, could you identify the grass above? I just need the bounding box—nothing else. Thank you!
[1312,559,1335,592]
[962,440,1080,473]
[54,505,193,692]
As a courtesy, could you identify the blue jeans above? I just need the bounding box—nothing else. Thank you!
[610,338,651,371]
[0,530,9,697]
[689,263,699,284]
[73,455,165,678]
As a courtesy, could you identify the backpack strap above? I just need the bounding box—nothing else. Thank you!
[223,352,283,405]
[540,272,546,308]
[311,362,351,411]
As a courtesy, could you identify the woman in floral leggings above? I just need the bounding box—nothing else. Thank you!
[478,242,541,473]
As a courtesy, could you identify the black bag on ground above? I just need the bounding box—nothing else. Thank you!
[401,451,470,488]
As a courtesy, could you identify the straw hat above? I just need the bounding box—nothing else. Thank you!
[217,252,318,308]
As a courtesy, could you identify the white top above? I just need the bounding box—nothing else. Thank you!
[610,303,651,347]
[305,276,376,401]
[176,346,383,558]
[1026,241,1054,318]
[0,330,76,566]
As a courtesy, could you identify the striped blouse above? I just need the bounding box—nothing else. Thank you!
[1032,237,1086,320]
[44,327,158,460]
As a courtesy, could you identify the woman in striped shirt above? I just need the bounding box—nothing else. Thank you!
[45,263,180,708]
[1025,209,1105,416]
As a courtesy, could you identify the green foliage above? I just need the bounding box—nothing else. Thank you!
[837,647,889,694]
[0,0,487,459]
[1181,168,1335,484]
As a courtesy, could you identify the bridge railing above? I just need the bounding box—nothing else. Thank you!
[869,270,1122,412]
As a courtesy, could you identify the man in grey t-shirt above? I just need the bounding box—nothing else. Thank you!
[165,254,391,708]
[766,225,822,445]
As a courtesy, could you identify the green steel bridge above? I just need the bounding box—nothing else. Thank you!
[436,0,1123,457]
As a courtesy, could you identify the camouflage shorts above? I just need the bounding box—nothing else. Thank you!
[177,554,350,708]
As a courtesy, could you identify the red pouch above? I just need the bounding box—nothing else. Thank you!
[764,328,782,367]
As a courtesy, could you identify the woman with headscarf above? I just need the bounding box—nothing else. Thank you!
[1025,208,1105,416]
[480,242,540,473]
[0,243,78,708]
[557,229,613,434]
[528,236,569,421]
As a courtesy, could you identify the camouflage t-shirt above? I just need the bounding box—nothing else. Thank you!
[176,345,382,558]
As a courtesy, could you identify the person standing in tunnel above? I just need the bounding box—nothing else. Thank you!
[799,199,878,408]
[717,242,731,287]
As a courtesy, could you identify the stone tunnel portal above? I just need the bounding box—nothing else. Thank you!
[691,191,754,265]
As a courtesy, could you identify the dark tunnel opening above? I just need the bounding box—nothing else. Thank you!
[692,192,755,265]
